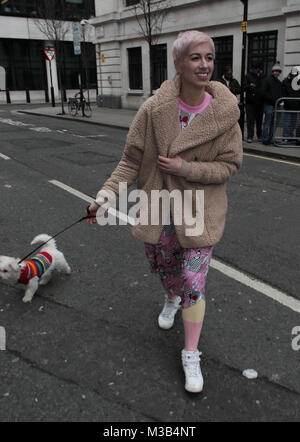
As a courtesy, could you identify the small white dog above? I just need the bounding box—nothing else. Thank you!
[0,234,71,303]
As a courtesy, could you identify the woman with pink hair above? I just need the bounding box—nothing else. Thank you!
[87,30,242,393]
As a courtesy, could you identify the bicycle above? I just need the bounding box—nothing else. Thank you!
[68,91,92,117]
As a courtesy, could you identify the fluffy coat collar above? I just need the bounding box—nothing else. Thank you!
[151,77,240,157]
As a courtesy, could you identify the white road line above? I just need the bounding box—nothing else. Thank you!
[210,259,300,314]
[0,153,10,160]
[49,179,94,204]
[29,127,52,133]
[0,117,32,127]
[49,179,300,314]
[49,179,134,225]
[0,326,6,351]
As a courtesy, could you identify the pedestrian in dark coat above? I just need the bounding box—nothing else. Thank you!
[217,66,241,96]
[261,62,283,145]
[244,64,264,143]
[282,67,300,141]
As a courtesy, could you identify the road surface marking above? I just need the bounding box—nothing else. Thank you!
[0,153,10,160]
[29,127,52,133]
[2,114,105,139]
[0,326,6,351]
[49,179,134,225]
[49,180,94,204]
[49,179,300,314]
[0,117,32,127]
[210,259,300,314]
[244,152,300,167]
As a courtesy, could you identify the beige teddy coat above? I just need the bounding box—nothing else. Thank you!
[96,77,243,248]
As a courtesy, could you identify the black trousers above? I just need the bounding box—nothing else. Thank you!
[246,102,264,139]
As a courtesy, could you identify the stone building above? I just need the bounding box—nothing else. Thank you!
[0,0,96,103]
[91,0,300,109]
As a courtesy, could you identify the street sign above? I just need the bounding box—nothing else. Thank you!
[43,48,55,62]
[72,22,81,55]
[0,66,5,90]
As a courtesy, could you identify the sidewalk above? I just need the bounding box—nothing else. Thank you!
[19,104,300,162]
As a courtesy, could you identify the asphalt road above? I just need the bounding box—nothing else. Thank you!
[0,105,299,422]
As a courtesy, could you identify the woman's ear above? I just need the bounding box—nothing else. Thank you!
[174,59,181,75]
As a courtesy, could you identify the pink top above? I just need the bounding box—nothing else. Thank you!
[179,92,213,131]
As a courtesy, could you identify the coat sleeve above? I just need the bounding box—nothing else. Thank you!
[95,102,148,205]
[179,123,243,184]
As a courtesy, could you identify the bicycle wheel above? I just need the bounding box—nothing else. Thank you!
[84,102,92,117]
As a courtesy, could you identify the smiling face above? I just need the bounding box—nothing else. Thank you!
[174,42,215,91]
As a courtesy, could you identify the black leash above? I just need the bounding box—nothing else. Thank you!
[18,207,93,264]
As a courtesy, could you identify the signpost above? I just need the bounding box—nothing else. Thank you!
[240,0,248,139]
[72,22,81,56]
[73,22,86,114]
[43,48,56,107]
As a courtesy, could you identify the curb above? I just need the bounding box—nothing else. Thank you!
[244,147,300,164]
[18,110,130,131]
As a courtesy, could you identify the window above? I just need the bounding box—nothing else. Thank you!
[60,41,97,89]
[0,0,95,19]
[152,44,167,90]
[0,39,47,90]
[126,0,139,6]
[212,36,233,80]
[0,39,96,91]
[248,31,278,76]
[128,47,143,90]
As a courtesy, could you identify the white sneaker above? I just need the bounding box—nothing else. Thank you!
[158,295,181,330]
[181,349,203,393]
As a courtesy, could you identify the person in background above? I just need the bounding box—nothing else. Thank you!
[244,63,264,143]
[217,66,241,96]
[282,67,300,143]
[261,62,283,145]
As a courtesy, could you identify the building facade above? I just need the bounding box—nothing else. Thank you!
[0,0,97,103]
[91,0,300,109]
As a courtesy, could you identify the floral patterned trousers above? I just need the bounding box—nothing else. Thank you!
[144,222,213,309]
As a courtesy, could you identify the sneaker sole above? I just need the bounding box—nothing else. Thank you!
[185,384,203,393]
[158,318,174,330]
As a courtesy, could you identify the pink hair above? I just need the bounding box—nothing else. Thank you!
[172,30,215,62]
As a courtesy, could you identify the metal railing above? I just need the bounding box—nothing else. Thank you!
[273,97,300,147]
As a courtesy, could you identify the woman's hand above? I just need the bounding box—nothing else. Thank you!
[157,155,182,175]
[85,201,100,225]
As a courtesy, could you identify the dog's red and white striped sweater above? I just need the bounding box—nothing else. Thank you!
[18,252,52,285]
